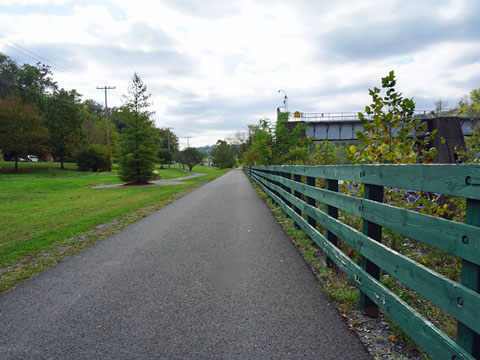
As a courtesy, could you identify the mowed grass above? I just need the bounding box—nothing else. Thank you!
[155,166,189,180]
[0,161,231,269]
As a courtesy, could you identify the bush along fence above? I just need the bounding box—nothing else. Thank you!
[244,164,480,360]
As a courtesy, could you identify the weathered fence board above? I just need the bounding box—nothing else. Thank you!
[252,176,480,333]
[249,171,475,360]
[262,164,480,200]
[247,164,480,359]
[252,169,480,265]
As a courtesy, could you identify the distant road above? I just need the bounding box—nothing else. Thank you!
[0,169,370,359]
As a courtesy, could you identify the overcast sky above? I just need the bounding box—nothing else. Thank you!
[1,0,479,147]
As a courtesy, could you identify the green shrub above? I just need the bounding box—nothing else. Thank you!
[77,145,108,172]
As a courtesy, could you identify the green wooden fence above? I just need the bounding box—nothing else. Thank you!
[244,164,480,360]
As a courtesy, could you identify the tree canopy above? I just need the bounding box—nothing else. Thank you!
[243,113,309,166]
[0,52,180,173]
[44,89,84,169]
[181,147,204,171]
[212,140,236,169]
[0,96,49,170]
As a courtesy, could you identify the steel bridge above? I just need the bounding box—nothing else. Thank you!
[287,110,480,141]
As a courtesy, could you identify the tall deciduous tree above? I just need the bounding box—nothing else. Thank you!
[226,131,248,158]
[0,54,20,99]
[157,148,173,166]
[0,96,50,170]
[458,88,480,115]
[154,127,179,152]
[457,88,480,162]
[17,63,56,110]
[181,147,204,171]
[45,88,84,169]
[118,73,157,183]
[212,140,236,168]
[243,114,308,166]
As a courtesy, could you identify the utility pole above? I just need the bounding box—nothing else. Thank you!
[165,127,173,150]
[97,85,116,172]
[185,136,192,148]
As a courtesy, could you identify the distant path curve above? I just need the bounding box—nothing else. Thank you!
[92,171,206,189]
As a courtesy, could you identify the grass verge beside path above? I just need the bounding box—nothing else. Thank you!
[0,162,231,292]
[155,166,188,180]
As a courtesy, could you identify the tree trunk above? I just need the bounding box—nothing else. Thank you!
[14,153,18,171]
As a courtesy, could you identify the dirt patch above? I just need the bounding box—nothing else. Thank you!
[92,172,206,189]
[123,181,153,186]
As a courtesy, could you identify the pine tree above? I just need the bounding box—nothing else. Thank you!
[118,73,157,183]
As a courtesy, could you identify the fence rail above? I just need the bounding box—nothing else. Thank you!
[287,109,480,122]
[244,164,480,360]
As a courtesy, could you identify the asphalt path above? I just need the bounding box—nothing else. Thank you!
[0,169,370,359]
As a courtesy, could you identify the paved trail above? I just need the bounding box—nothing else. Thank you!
[0,169,370,359]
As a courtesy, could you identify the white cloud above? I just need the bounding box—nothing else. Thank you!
[0,0,70,4]
[1,0,479,146]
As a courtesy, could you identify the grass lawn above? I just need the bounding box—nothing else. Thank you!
[0,161,232,290]
[155,166,189,180]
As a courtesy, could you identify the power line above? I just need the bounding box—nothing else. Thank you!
[0,34,94,90]
[0,40,72,77]
[0,34,75,75]
[165,127,173,150]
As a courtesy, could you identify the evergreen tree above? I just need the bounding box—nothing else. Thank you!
[118,73,157,183]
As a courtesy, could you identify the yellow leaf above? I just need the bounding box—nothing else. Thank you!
[389,335,398,343]
[348,145,357,154]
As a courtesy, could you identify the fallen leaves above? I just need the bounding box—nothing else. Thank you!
[389,335,398,343]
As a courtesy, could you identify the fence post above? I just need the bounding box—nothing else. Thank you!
[325,179,339,268]
[293,173,302,229]
[359,183,383,318]
[277,169,287,206]
[271,169,280,206]
[283,170,292,209]
[306,176,316,228]
[456,198,480,357]
[276,169,285,204]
